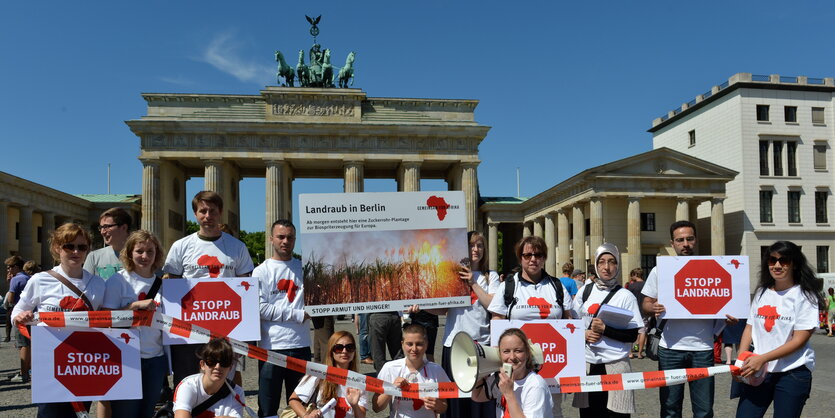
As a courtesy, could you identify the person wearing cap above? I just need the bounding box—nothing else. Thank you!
[572,243,643,417]
[571,269,586,292]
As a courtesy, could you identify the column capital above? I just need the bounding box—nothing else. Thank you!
[264,159,288,167]
[399,159,423,167]
[711,197,726,204]
[139,158,161,168]
[201,158,224,164]
[627,195,642,202]
[459,161,480,169]
[487,221,500,227]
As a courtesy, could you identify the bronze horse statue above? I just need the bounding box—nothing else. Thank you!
[336,51,355,88]
[274,50,295,87]
[296,50,310,87]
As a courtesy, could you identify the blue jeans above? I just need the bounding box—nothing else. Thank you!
[736,366,811,418]
[258,346,311,417]
[658,347,714,418]
[358,313,371,360]
[111,355,168,418]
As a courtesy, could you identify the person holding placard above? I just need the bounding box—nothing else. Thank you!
[12,222,108,417]
[172,338,246,418]
[572,243,642,418]
[288,331,368,418]
[471,327,553,418]
[734,241,823,417]
[102,230,168,418]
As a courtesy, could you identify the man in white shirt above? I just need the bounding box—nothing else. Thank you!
[164,191,254,387]
[84,207,131,279]
[253,219,312,417]
[642,220,731,418]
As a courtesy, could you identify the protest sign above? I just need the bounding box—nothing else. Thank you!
[300,191,470,316]
[161,277,260,344]
[32,327,141,403]
[657,256,750,319]
[491,319,585,393]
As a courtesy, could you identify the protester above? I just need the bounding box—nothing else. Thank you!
[368,309,402,373]
[373,324,450,417]
[827,287,835,337]
[471,327,553,418]
[4,255,30,381]
[84,207,131,279]
[572,243,642,417]
[12,222,107,417]
[4,255,27,343]
[288,331,368,418]
[163,191,254,387]
[571,269,586,292]
[439,231,500,418]
[734,241,823,417]
[172,338,246,418]
[626,268,646,359]
[559,262,579,298]
[254,219,312,417]
[488,235,571,417]
[103,230,168,418]
[355,313,373,364]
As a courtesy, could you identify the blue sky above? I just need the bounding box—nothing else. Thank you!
[3,1,835,236]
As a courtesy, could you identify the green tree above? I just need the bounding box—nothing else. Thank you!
[186,220,199,234]
[239,230,266,265]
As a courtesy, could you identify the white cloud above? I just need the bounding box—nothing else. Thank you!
[158,75,195,87]
[201,30,274,84]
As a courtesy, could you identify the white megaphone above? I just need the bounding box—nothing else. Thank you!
[450,331,545,392]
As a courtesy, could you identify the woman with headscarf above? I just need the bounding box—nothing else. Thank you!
[571,243,643,418]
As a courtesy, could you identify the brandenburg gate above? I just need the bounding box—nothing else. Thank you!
[126,87,490,254]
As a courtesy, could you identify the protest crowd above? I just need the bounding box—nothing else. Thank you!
[4,190,828,418]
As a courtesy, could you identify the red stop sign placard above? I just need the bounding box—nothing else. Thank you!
[674,259,732,314]
[520,323,567,378]
[181,281,242,336]
[54,332,122,396]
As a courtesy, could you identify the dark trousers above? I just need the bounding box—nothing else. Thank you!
[258,346,312,417]
[579,363,630,418]
[736,366,811,418]
[440,345,496,418]
[369,312,402,372]
[110,355,168,418]
[658,347,714,418]
[38,402,92,418]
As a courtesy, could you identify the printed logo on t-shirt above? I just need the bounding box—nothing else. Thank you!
[500,395,510,418]
[276,279,298,302]
[58,296,87,311]
[412,398,424,410]
[470,290,478,305]
[587,303,601,315]
[756,305,791,332]
[137,292,161,307]
[526,297,552,319]
[335,397,351,418]
[197,255,225,278]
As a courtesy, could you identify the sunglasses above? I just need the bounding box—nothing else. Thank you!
[332,343,356,353]
[61,244,89,252]
[521,252,545,260]
[767,256,792,266]
[204,358,233,368]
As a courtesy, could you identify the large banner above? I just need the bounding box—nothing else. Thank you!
[299,191,470,316]
[161,277,260,344]
[32,327,141,403]
[656,256,750,319]
[491,320,585,393]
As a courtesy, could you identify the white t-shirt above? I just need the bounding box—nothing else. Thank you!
[376,358,450,418]
[12,265,106,320]
[574,284,643,364]
[642,267,719,351]
[83,246,122,280]
[294,375,369,418]
[487,371,553,418]
[102,269,164,359]
[173,373,245,417]
[253,258,311,350]
[749,285,817,372]
[488,273,572,320]
[163,232,254,278]
[442,270,500,346]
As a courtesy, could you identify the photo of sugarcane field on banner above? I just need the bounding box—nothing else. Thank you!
[299,191,470,316]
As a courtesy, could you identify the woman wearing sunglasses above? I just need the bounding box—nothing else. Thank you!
[735,241,823,418]
[173,338,246,418]
[289,331,368,418]
[12,222,108,417]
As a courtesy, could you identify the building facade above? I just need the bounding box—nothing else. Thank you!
[650,73,835,290]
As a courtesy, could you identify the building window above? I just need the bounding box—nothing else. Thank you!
[773,141,783,176]
[816,191,828,223]
[814,144,827,170]
[784,106,797,123]
[640,213,656,231]
[812,107,825,124]
[756,105,770,121]
[759,141,770,175]
[817,246,829,273]
[787,142,797,176]
[788,191,801,223]
[760,190,773,223]
[688,130,696,147]
[641,254,656,274]
[37,226,42,244]
[584,219,590,236]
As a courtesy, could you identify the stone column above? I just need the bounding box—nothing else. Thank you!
[589,197,603,255]
[488,222,499,272]
[572,205,585,269]
[557,209,570,266]
[265,160,289,259]
[544,213,556,275]
[627,196,642,279]
[344,161,364,193]
[533,217,544,238]
[0,201,8,264]
[461,162,480,232]
[522,222,532,238]
[398,161,421,192]
[141,159,161,237]
[446,164,463,191]
[711,198,726,255]
[203,159,223,194]
[41,211,55,266]
[676,198,690,222]
[18,206,33,261]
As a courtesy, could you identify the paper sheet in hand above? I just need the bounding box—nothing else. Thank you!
[595,304,633,329]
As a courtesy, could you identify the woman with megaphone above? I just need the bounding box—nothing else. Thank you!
[571,243,643,417]
[470,327,553,417]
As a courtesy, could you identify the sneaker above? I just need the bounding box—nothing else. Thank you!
[9,374,28,383]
